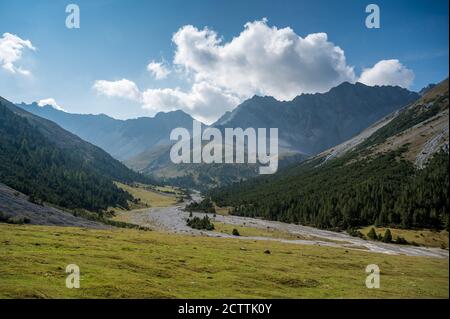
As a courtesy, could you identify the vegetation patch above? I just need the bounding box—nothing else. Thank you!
[213,222,321,241]
[0,224,448,298]
[185,198,216,214]
[186,215,215,231]
[211,150,449,231]
[114,182,178,209]
[359,226,449,249]
[276,278,320,288]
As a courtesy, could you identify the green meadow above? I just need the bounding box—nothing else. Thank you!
[0,224,448,298]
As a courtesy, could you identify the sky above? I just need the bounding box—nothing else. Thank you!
[0,0,448,124]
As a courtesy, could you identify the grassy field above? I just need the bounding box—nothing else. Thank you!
[154,185,184,196]
[0,223,448,298]
[114,182,178,209]
[214,204,232,216]
[213,221,322,241]
[359,226,449,249]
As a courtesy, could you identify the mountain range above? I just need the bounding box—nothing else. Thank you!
[17,103,196,161]
[2,77,448,226]
[213,82,419,154]
[18,82,420,189]
[210,79,449,230]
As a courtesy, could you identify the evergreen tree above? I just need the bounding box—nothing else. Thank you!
[382,229,393,243]
[367,227,378,240]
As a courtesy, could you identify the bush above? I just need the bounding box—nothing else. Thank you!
[232,228,240,236]
[395,235,408,245]
[347,227,365,238]
[186,215,214,231]
[382,229,393,243]
[367,227,378,240]
[0,212,31,225]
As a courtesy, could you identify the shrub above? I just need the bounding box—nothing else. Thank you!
[367,227,378,240]
[382,229,393,243]
[232,228,240,236]
[395,235,408,245]
[347,227,365,238]
[0,213,31,225]
[186,215,214,231]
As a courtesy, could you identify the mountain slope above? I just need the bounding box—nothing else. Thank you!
[17,103,196,161]
[0,96,152,211]
[213,82,419,154]
[317,79,449,166]
[210,79,449,230]
[0,183,106,228]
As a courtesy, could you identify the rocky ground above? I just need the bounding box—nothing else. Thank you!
[116,193,449,258]
[0,183,106,228]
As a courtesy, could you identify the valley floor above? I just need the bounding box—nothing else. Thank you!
[114,199,449,259]
[0,223,448,298]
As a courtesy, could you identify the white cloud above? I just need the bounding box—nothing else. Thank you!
[93,79,142,101]
[93,77,238,123]
[172,19,357,100]
[38,98,66,111]
[135,18,357,122]
[358,59,414,88]
[0,32,36,76]
[93,19,415,123]
[147,60,171,80]
[142,81,240,123]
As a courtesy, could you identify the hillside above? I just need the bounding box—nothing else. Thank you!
[17,103,196,161]
[214,82,419,154]
[210,79,449,230]
[0,96,153,211]
[0,183,106,228]
[317,79,449,165]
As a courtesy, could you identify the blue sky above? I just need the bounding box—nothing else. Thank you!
[0,0,448,123]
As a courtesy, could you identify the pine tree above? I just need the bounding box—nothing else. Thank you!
[367,227,378,240]
[382,229,392,243]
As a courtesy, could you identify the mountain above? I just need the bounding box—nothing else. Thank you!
[126,82,419,189]
[15,82,420,191]
[318,79,449,167]
[124,128,308,190]
[0,96,153,212]
[17,103,196,161]
[419,83,437,96]
[213,82,419,155]
[210,79,449,231]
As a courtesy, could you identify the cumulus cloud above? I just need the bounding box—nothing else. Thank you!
[93,77,239,123]
[93,79,142,101]
[93,19,415,123]
[147,60,171,80]
[358,59,414,88]
[38,98,66,111]
[0,33,36,76]
[137,19,358,123]
[172,19,357,100]
[142,81,240,123]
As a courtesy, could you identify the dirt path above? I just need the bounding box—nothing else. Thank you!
[117,194,448,258]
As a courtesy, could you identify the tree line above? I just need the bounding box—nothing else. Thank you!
[0,102,132,212]
[210,150,449,231]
